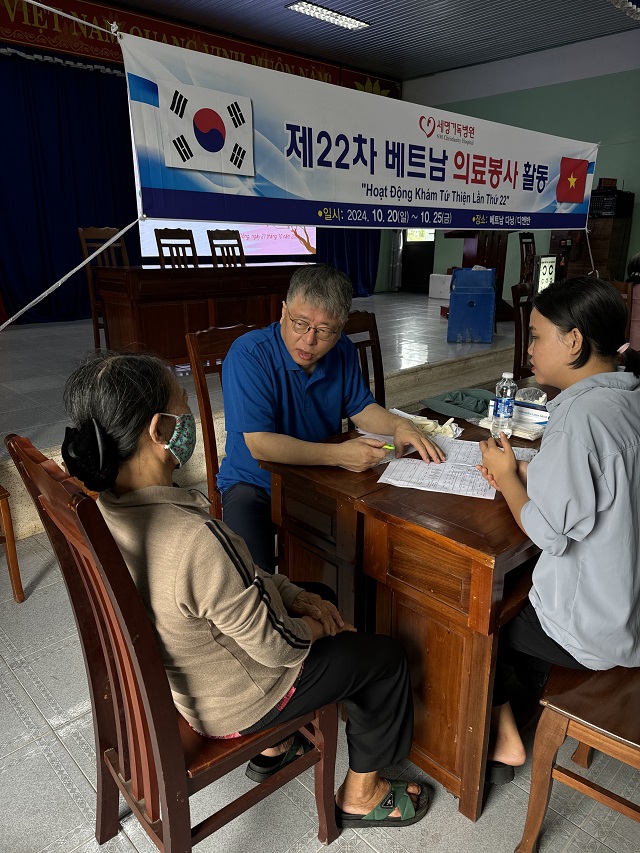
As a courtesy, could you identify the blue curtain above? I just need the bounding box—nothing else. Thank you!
[0,49,138,323]
[316,228,381,297]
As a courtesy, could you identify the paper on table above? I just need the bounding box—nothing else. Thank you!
[378,437,538,499]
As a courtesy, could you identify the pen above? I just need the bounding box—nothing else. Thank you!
[382,444,395,450]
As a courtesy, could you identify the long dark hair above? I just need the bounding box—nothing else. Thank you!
[533,276,640,377]
[62,351,174,491]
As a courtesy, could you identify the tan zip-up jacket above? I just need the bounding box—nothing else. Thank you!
[99,486,311,735]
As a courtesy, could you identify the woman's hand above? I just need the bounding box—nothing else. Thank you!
[291,591,354,637]
[477,458,529,491]
[477,434,518,490]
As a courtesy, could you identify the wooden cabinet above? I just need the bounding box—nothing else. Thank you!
[95,264,304,363]
[551,216,633,281]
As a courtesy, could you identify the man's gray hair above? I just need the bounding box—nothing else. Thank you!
[286,264,353,324]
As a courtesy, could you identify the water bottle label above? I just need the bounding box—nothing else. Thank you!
[495,397,514,418]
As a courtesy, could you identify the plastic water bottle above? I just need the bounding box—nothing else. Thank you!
[491,372,517,439]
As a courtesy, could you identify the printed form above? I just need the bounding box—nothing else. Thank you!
[378,437,538,500]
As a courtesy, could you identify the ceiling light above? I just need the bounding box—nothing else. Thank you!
[287,2,369,30]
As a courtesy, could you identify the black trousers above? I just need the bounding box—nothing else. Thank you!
[494,602,588,706]
[254,631,414,774]
[222,482,277,574]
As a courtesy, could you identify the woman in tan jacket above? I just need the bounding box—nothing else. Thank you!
[61,350,430,831]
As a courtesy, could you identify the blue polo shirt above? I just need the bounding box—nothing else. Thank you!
[217,322,376,494]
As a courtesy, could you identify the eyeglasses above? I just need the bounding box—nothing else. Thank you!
[286,308,339,341]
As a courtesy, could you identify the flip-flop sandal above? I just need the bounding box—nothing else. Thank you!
[245,733,312,783]
[485,760,515,785]
[336,779,430,829]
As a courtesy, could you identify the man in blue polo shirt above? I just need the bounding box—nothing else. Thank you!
[218,264,444,572]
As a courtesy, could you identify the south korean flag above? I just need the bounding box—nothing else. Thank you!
[158,81,254,177]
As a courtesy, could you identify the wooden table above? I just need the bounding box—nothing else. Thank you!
[263,433,385,632]
[357,419,539,821]
[95,263,304,363]
[262,417,541,821]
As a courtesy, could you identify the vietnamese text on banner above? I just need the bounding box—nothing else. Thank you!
[120,33,598,230]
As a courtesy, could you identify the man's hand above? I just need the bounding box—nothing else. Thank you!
[477,434,518,489]
[335,437,389,472]
[392,420,445,464]
[291,591,353,637]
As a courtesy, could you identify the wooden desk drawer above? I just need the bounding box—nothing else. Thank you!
[385,527,472,617]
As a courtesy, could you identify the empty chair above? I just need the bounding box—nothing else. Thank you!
[186,324,258,518]
[78,226,130,350]
[0,483,24,602]
[155,228,199,268]
[5,433,339,851]
[207,229,245,267]
[511,281,534,381]
[343,310,385,409]
[516,665,640,853]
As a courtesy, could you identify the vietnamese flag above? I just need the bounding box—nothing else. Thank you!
[556,157,589,203]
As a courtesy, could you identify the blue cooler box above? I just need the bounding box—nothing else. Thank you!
[447,268,496,343]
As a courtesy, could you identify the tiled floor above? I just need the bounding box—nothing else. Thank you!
[2,293,638,852]
[2,532,640,853]
[0,292,515,461]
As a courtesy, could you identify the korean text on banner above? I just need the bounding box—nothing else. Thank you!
[120,33,598,230]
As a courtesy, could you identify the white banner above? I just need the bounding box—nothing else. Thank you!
[121,33,598,230]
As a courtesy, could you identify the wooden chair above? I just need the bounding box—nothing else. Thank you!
[511,282,534,381]
[519,232,536,283]
[515,665,640,853]
[0,484,24,602]
[78,227,130,351]
[5,433,339,851]
[610,279,633,343]
[186,325,258,519]
[155,228,199,268]
[343,310,385,409]
[207,229,245,268]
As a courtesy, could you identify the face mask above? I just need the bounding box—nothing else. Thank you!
[158,412,196,468]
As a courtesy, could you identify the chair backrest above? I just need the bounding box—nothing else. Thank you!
[511,282,534,381]
[78,226,130,271]
[207,229,246,268]
[519,232,536,283]
[155,228,199,268]
[185,325,258,518]
[4,434,189,829]
[78,226,130,301]
[610,279,633,342]
[343,310,385,409]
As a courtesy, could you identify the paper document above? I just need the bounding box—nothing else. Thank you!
[378,437,537,499]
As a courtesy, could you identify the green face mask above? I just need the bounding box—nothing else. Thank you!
[159,412,196,467]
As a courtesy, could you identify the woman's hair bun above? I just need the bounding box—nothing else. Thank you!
[61,419,120,492]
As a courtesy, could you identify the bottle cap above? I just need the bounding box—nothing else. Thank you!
[502,372,514,378]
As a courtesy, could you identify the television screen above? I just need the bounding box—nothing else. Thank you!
[139,219,317,259]
[533,255,556,294]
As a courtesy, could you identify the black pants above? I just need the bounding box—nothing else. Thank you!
[222,482,276,574]
[255,631,414,773]
[494,602,588,706]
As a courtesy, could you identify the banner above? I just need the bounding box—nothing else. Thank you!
[121,33,598,231]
